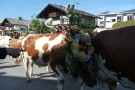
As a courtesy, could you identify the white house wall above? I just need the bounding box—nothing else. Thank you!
[14,25,27,31]
[6,25,27,32]
[45,16,69,26]
[97,12,135,29]
[123,15,127,21]
[105,16,117,29]
[97,16,105,25]
[52,20,61,25]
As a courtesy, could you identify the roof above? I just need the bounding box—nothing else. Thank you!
[121,9,135,13]
[97,13,118,16]
[37,4,100,19]
[99,11,110,14]
[98,9,135,16]
[1,18,31,26]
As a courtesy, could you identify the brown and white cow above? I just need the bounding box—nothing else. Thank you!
[91,26,135,90]
[9,34,59,79]
[11,34,66,82]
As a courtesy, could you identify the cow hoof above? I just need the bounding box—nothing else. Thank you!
[15,61,19,64]
[26,80,31,83]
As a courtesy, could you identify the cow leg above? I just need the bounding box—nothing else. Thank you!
[56,65,65,90]
[94,54,118,90]
[47,66,52,72]
[13,52,23,64]
[80,81,86,90]
[15,54,22,64]
[107,79,117,90]
[46,66,50,72]
[57,77,64,90]
[29,60,34,76]
[23,55,31,83]
[46,61,52,72]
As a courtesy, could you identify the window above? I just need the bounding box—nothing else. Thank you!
[99,26,104,28]
[127,15,133,21]
[100,21,104,24]
[117,16,122,22]
[111,19,116,22]
[61,19,64,24]
[20,28,25,31]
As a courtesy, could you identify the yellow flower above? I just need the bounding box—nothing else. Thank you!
[72,50,78,57]
[78,51,85,60]
[67,36,73,42]
[90,47,94,53]
[79,30,85,36]
[71,43,79,50]
[70,25,80,31]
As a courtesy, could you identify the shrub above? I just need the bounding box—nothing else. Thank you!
[112,20,135,29]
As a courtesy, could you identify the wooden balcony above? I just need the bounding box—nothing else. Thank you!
[49,12,60,18]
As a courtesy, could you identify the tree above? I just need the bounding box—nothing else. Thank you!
[67,5,95,33]
[29,18,54,34]
[29,18,40,33]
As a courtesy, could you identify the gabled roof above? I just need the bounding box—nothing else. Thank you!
[49,4,65,11]
[37,4,100,19]
[1,18,31,26]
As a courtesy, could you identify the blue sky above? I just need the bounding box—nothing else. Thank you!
[0,0,135,22]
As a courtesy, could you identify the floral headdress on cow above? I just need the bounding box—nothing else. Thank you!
[54,24,94,62]
[53,4,95,79]
[66,25,94,62]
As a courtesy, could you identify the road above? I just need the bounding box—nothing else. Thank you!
[0,56,131,90]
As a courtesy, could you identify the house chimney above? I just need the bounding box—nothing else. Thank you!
[71,5,75,10]
[18,17,22,20]
[67,4,70,9]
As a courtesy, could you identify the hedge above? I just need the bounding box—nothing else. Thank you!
[112,20,135,29]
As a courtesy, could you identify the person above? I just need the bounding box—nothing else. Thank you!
[0,48,21,59]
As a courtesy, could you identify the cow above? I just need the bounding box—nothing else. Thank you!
[91,26,135,90]
[9,34,50,72]
[0,36,11,47]
[10,34,67,82]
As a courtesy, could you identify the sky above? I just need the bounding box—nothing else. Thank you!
[0,0,135,22]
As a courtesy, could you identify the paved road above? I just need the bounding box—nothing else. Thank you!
[0,56,131,90]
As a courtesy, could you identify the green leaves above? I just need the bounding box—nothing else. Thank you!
[112,20,135,29]
[29,18,53,34]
